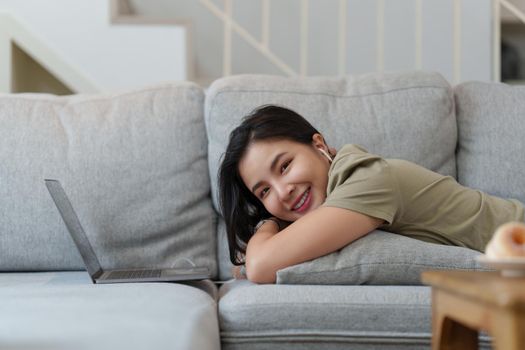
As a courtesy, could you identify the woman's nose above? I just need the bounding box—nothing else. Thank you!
[276,183,295,201]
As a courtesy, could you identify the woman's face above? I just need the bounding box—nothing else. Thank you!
[238,134,332,222]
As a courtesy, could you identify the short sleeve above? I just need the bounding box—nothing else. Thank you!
[322,144,398,224]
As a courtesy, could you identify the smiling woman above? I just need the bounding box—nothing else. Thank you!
[218,105,525,284]
[218,105,326,259]
[218,105,384,283]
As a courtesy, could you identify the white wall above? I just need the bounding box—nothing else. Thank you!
[0,0,188,92]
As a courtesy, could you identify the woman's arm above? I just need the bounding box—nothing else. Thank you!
[245,207,384,283]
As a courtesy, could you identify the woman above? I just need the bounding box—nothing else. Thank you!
[218,105,525,284]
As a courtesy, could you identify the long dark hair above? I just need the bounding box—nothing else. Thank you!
[218,105,321,265]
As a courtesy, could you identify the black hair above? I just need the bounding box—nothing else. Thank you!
[218,105,321,265]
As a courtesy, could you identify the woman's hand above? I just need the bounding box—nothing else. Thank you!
[232,265,246,279]
[244,218,284,281]
[233,218,285,280]
[259,218,281,233]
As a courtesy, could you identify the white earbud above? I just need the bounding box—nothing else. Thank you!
[318,148,333,163]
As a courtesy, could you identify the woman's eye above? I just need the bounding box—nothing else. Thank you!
[260,187,269,198]
[280,160,291,173]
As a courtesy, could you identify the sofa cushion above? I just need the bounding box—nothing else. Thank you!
[217,218,234,281]
[218,280,492,350]
[0,272,220,350]
[205,71,457,279]
[276,230,488,285]
[0,83,217,276]
[455,81,525,204]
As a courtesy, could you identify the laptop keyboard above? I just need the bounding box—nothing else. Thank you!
[106,269,162,280]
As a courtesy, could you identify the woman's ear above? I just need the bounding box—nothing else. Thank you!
[312,133,335,163]
[312,133,335,155]
[311,133,327,149]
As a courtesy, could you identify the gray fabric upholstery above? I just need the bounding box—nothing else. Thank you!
[0,272,220,350]
[218,280,492,350]
[205,71,457,279]
[276,230,489,285]
[455,81,525,204]
[0,83,217,277]
[217,218,234,281]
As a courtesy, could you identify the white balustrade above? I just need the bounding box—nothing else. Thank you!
[196,0,519,83]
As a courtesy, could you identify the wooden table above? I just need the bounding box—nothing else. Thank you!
[421,270,525,350]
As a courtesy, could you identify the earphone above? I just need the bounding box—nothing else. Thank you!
[318,148,333,163]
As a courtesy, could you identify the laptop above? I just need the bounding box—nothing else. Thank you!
[44,179,210,284]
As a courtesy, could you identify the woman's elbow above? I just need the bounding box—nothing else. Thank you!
[245,257,277,284]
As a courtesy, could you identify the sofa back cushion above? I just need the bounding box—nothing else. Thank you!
[455,82,525,204]
[0,83,217,277]
[205,71,457,279]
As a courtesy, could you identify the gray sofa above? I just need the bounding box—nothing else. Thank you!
[2,71,523,349]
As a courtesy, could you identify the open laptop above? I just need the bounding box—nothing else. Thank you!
[44,179,210,284]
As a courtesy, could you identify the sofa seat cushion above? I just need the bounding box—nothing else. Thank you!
[0,272,220,350]
[219,280,430,349]
[218,280,491,350]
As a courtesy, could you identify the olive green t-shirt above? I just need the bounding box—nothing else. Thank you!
[322,144,525,252]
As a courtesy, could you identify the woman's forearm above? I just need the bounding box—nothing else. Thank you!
[245,220,280,282]
[244,207,383,284]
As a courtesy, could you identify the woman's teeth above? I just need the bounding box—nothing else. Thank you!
[293,189,310,210]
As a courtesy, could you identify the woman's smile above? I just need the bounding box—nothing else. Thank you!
[292,187,311,213]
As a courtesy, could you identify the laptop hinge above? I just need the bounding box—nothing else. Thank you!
[91,269,104,282]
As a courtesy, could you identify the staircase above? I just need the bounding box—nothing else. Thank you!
[0,12,99,93]
[0,0,188,94]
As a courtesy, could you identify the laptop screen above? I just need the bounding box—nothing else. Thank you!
[45,179,103,279]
